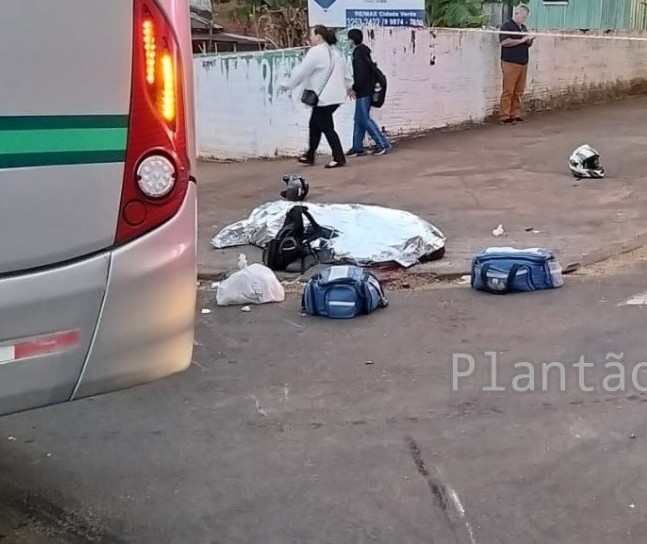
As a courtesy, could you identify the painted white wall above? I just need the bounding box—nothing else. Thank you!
[194,28,647,160]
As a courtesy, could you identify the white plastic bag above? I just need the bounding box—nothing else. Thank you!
[216,263,285,306]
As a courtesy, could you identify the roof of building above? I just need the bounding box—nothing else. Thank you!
[190,3,266,45]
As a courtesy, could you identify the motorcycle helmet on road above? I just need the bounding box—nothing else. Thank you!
[280,174,309,201]
[569,144,605,179]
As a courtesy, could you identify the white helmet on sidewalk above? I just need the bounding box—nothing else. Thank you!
[569,144,605,179]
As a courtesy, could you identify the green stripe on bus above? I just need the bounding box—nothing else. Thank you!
[0,116,129,168]
[0,115,129,130]
[0,151,127,169]
[0,128,127,155]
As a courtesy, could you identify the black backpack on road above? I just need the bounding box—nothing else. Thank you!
[262,206,332,273]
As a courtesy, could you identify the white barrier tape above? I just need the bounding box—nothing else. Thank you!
[431,26,647,42]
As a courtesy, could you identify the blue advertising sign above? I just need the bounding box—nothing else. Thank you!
[308,0,426,28]
[346,9,426,27]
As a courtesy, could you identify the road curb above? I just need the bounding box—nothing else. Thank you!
[573,231,647,270]
[197,232,647,285]
[197,265,467,284]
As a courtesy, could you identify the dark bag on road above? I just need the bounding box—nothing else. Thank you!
[302,265,389,319]
[470,248,564,294]
[262,206,330,273]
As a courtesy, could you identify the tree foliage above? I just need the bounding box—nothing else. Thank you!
[214,0,309,49]
[213,0,506,49]
[425,0,488,28]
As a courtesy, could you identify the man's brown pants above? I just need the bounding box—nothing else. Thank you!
[500,61,528,120]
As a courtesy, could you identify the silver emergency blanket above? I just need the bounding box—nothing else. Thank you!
[212,201,446,267]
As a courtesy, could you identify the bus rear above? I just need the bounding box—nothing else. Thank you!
[0,0,197,416]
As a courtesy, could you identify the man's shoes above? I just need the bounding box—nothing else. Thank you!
[346,149,366,158]
[513,117,525,122]
[500,118,516,125]
[372,147,388,156]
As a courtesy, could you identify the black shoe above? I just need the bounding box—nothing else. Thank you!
[500,118,516,125]
[298,155,314,165]
[346,149,366,158]
[513,117,525,122]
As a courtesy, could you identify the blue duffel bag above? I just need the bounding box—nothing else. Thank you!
[302,265,389,318]
[470,247,564,294]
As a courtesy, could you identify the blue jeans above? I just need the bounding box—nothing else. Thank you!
[352,96,390,152]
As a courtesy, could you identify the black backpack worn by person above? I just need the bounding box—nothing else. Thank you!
[370,61,387,108]
[262,206,332,273]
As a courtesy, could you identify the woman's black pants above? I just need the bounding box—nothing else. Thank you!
[305,104,345,164]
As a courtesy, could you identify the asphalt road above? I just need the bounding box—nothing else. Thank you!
[3,255,647,543]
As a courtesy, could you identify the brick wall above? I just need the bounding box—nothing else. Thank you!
[194,28,647,161]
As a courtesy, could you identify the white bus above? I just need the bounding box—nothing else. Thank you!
[0,0,197,415]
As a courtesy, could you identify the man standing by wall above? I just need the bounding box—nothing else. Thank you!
[499,4,534,124]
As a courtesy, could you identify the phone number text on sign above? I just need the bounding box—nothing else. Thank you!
[346,9,426,27]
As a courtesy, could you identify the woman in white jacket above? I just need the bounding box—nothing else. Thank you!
[280,25,352,169]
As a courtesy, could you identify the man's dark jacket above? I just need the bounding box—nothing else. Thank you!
[351,44,375,98]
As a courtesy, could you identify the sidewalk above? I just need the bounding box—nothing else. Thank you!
[197,96,647,281]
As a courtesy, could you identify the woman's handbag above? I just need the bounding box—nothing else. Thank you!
[301,47,335,107]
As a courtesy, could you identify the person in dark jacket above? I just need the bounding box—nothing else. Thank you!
[346,29,390,157]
